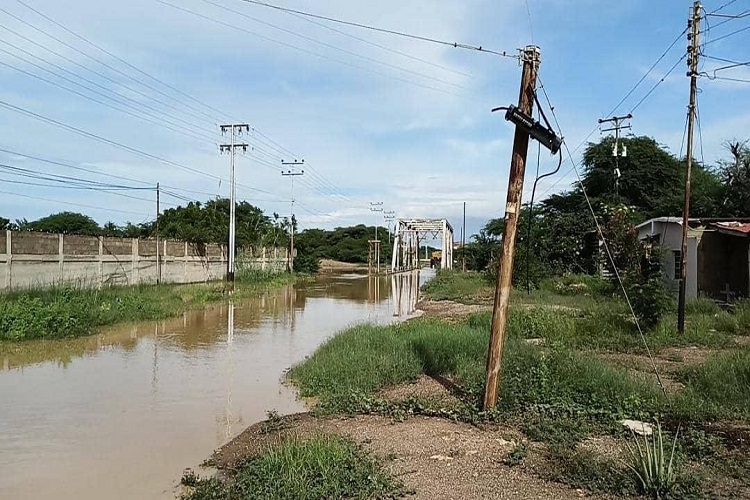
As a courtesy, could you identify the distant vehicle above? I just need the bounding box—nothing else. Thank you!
[430,251,441,268]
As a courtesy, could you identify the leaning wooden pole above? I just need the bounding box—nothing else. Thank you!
[484,45,540,410]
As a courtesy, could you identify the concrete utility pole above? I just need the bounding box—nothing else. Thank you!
[220,124,250,283]
[462,201,467,272]
[484,45,541,410]
[281,160,304,272]
[156,182,160,284]
[678,1,702,333]
[370,202,383,274]
[384,211,395,247]
[598,114,632,201]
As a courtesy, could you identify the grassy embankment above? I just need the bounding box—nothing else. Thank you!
[285,270,750,498]
[183,434,407,500]
[0,270,302,341]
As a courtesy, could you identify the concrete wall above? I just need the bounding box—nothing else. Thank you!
[0,230,288,291]
[637,220,698,299]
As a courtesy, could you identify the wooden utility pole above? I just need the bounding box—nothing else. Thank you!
[678,2,701,333]
[484,45,540,410]
[156,182,160,284]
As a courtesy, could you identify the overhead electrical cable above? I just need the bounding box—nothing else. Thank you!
[0,98,280,198]
[0,22,220,139]
[199,0,465,89]
[236,0,517,58]
[0,189,152,217]
[1,4,219,126]
[536,76,667,395]
[154,0,463,97]
[244,0,470,77]
[15,0,230,123]
[0,50,217,144]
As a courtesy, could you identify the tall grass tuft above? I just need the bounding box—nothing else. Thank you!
[623,421,679,499]
[183,434,404,500]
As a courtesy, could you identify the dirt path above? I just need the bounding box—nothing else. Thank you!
[211,375,606,500]
[215,411,595,500]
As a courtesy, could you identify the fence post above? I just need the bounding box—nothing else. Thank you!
[184,241,188,284]
[132,238,139,285]
[5,230,11,291]
[98,236,104,288]
[58,233,64,285]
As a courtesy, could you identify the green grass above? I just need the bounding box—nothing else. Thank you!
[290,292,749,423]
[0,271,299,341]
[290,316,665,422]
[183,434,405,500]
[671,348,750,420]
[421,270,492,303]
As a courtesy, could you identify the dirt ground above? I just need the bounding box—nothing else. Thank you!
[415,299,490,322]
[213,377,601,500]
[318,259,369,273]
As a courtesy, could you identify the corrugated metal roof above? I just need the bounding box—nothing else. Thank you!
[709,221,750,236]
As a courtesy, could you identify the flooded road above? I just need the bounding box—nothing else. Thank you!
[0,270,428,500]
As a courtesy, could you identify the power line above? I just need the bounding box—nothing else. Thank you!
[155,0,462,96]
[253,0,470,77]
[0,98,279,198]
[0,21,219,140]
[237,0,518,58]
[0,189,152,217]
[708,0,739,14]
[536,78,667,395]
[199,0,465,90]
[15,0,357,204]
[14,0,230,124]
[0,8,219,128]
[704,21,750,45]
[533,26,690,201]
[0,48,216,144]
[608,27,688,116]
[630,54,688,113]
[710,75,750,83]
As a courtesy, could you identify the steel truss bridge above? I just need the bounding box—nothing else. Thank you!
[391,218,454,273]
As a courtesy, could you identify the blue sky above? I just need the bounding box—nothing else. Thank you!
[0,0,748,239]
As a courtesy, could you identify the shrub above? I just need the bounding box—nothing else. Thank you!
[623,421,680,499]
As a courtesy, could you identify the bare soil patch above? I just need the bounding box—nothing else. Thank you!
[416,299,490,322]
[319,259,368,273]
[213,411,602,500]
[210,376,611,499]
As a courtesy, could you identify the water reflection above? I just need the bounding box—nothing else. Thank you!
[0,270,432,500]
[392,271,421,318]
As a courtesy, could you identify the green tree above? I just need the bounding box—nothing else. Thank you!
[717,141,750,217]
[295,225,393,264]
[25,212,101,235]
[0,217,15,230]
[157,198,286,248]
[582,136,722,218]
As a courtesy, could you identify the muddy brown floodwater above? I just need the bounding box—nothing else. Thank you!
[0,270,428,500]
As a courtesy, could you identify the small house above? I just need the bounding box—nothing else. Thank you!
[636,217,750,301]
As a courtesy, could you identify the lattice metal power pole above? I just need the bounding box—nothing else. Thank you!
[220,124,249,283]
[678,1,702,333]
[282,160,304,272]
